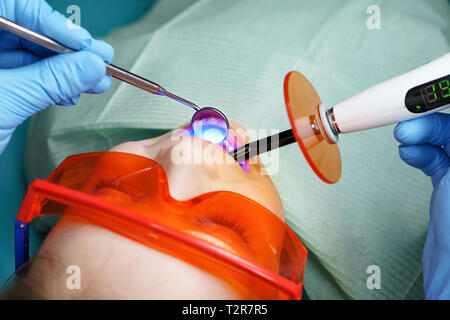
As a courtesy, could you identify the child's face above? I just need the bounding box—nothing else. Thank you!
[33,121,284,299]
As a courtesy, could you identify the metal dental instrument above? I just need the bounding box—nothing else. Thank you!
[0,16,232,143]
[0,16,199,111]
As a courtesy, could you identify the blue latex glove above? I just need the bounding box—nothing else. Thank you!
[394,113,450,300]
[0,0,114,154]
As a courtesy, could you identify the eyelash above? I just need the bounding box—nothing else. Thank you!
[199,215,250,244]
[92,179,143,199]
[92,179,121,193]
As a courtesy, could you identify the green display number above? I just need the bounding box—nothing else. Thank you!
[439,79,450,98]
[424,84,438,103]
[407,76,450,112]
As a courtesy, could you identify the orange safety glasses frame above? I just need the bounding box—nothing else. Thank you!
[15,151,307,299]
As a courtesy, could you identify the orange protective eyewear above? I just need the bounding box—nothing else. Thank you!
[15,151,307,299]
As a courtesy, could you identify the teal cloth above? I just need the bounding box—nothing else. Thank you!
[24,0,450,299]
[0,0,156,287]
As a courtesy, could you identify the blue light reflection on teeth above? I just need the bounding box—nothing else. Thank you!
[193,125,227,144]
[192,115,228,144]
[179,123,250,173]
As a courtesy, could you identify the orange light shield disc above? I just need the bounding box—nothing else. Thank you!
[283,71,341,184]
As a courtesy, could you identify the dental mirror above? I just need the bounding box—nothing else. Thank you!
[191,107,229,144]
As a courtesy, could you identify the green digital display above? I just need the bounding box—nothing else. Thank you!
[405,75,450,113]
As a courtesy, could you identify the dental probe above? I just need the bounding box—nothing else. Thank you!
[231,52,450,183]
[0,16,200,111]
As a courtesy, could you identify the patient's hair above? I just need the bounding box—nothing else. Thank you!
[1,253,67,300]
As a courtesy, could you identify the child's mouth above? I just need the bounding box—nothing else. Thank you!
[177,124,250,173]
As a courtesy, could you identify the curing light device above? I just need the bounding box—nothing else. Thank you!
[231,53,450,183]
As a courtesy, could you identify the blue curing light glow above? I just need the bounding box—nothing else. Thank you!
[191,108,228,144]
[195,125,227,144]
[192,118,227,144]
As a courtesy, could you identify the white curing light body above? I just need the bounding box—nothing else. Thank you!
[331,53,450,135]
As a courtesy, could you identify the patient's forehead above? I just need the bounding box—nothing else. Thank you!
[36,215,244,299]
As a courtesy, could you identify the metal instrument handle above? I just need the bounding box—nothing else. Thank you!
[0,16,164,95]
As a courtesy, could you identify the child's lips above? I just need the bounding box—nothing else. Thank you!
[176,122,251,172]
[177,123,247,148]
[228,127,248,146]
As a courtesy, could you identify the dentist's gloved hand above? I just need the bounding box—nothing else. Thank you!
[394,113,450,300]
[0,0,114,154]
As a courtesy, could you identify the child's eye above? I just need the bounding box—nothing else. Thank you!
[196,215,250,244]
[91,179,143,199]
[92,179,121,193]
[92,181,250,244]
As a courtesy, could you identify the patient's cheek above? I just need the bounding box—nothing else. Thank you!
[110,141,148,157]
